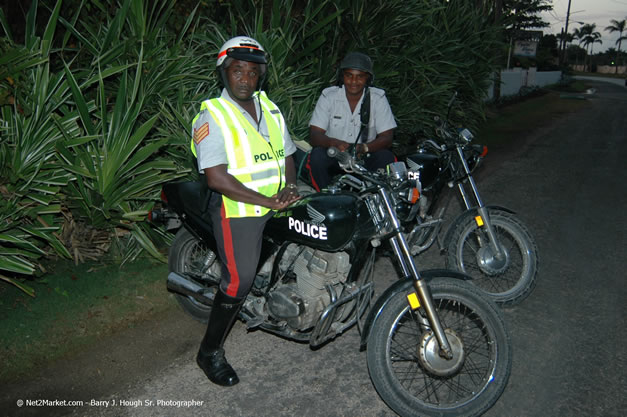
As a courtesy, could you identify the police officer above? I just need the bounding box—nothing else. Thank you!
[307,52,397,191]
[191,36,300,386]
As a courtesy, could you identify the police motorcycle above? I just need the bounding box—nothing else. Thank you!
[399,92,538,306]
[151,146,512,417]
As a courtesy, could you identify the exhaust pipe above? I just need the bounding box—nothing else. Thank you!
[167,272,215,305]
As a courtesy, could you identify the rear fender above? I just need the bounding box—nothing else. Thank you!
[442,205,514,251]
[359,269,472,350]
[161,179,219,253]
[162,177,213,217]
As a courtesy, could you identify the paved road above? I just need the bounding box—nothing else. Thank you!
[574,75,627,88]
[5,80,626,417]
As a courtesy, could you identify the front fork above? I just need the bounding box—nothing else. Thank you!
[456,146,504,259]
[379,187,454,359]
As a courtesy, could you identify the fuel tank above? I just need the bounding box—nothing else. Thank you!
[265,191,360,252]
[405,151,441,191]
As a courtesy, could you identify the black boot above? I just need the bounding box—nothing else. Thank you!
[196,290,244,386]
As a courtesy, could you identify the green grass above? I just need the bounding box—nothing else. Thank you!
[476,89,590,147]
[0,257,174,382]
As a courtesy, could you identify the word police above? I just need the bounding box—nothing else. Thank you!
[288,217,327,240]
[254,149,284,163]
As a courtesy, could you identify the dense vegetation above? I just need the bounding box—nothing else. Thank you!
[0,0,503,295]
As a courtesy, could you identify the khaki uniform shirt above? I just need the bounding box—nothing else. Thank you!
[309,85,397,144]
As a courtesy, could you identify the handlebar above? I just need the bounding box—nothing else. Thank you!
[327,146,351,166]
[327,147,411,192]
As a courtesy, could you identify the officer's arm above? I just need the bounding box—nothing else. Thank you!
[360,128,393,154]
[285,155,297,186]
[204,165,287,210]
[310,126,350,151]
[273,155,300,205]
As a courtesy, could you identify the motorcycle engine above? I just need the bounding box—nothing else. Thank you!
[267,244,350,331]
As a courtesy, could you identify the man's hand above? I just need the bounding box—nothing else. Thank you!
[337,141,350,152]
[356,143,368,156]
[269,186,301,210]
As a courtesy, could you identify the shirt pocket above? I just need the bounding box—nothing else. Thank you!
[328,115,345,139]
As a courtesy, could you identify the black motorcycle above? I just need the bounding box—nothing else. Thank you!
[150,148,512,417]
[398,106,538,306]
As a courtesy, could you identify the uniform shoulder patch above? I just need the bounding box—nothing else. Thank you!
[321,86,340,98]
[369,87,386,97]
[193,122,209,145]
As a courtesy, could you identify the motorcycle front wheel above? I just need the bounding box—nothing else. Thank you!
[367,278,511,417]
[446,209,538,306]
[168,228,220,323]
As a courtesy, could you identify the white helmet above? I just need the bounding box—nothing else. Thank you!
[216,36,267,68]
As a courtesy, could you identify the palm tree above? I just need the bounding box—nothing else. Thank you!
[605,18,626,73]
[571,26,589,70]
[580,24,603,72]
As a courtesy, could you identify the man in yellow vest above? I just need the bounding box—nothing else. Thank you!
[191,36,300,387]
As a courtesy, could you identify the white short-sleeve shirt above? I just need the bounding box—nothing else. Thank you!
[309,85,397,144]
[193,89,296,173]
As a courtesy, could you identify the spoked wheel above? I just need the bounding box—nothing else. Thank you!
[168,228,221,323]
[367,278,512,417]
[446,209,538,306]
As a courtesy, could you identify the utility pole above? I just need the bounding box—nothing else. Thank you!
[494,0,503,100]
[560,0,572,66]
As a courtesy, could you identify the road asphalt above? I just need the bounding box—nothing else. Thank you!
[3,79,626,417]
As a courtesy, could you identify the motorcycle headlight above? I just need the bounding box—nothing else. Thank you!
[459,128,474,143]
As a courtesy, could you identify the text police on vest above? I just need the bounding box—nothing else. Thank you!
[254,149,285,163]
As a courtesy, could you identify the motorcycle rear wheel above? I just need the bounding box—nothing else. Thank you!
[168,228,219,323]
[446,209,538,306]
[367,278,511,417]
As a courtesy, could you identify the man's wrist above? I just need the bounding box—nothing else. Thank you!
[286,183,298,189]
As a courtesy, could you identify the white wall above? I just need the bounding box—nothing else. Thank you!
[572,65,627,75]
[533,70,562,87]
[486,69,563,100]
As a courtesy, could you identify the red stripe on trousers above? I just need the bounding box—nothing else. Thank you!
[305,153,321,192]
[220,202,240,297]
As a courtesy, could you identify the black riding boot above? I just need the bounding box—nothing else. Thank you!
[196,290,244,386]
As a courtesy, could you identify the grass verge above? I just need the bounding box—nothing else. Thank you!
[477,89,590,147]
[0,257,175,382]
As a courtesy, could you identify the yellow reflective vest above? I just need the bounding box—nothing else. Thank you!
[191,92,287,218]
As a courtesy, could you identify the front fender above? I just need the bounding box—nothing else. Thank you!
[359,269,472,351]
[442,205,515,251]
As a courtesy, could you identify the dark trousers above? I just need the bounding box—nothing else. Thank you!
[209,193,273,299]
[306,146,396,191]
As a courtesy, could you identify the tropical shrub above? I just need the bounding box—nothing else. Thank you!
[0,0,502,295]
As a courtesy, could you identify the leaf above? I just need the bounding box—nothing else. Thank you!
[58,15,99,56]
[19,226,72,259]
[0,255,36,275]
[0,274,35,297]
[63,62,96,136]
[129,223,166,262]
[41,0,62,57]
[0,6,13,40]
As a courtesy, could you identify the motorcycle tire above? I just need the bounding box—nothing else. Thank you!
[367,278,511,417]
[168,228,220,323]
[446,209,538,306]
